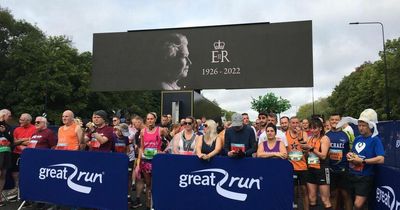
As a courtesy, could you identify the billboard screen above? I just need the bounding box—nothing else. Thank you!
[92,21,313,91]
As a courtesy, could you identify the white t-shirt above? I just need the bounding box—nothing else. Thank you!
[258,129,288,147]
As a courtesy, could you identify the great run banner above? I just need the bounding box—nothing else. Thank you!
[152,155,294,210]
[374,165,400,210]
[19,149,128,210]
[92,20,313,91]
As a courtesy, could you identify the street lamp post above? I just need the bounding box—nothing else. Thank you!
[349,22,390,120]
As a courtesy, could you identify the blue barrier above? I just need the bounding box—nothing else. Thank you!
[152,155,294,210]
[19,149,128,210]
[373,165,400,210]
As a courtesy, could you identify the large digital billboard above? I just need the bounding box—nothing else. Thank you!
[92,21,313,91]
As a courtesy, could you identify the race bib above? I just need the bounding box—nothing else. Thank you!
[55,143,68,150]
[349,162,364,172]
[89,139,101,149]
[27,140,38,148]
[180,151,194,155]
[288,151,303,161]
[143,148,158,159]
[307,153,320,165]
[231,143,245,153]
[329,149,343,161]
[114,142,126,153]
[0,137,10,146]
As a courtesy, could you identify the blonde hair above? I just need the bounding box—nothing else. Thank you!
[204,120,218,142]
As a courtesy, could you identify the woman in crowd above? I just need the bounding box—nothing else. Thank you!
[302,118,332,210]
[135,112,167,210]
[195,120,222,160]
[171,116,197,155]
[256,123,287,159]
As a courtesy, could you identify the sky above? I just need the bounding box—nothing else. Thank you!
[2,0,400,121]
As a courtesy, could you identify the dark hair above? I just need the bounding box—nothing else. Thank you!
[280,116,289,121]
[267,112,277,120]
[310,118,325,136]
[330,113,341,118]
[185,116,195,124]
[242,113,249,116]
[258,112,267,117]
[266,123,277,134]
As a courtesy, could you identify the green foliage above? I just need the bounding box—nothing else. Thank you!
[296,97,334,120]
[250,92,291,114]
[0,7,161,124]
[327,38,400,120]
[221,109,236,121]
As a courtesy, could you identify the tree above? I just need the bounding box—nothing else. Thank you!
[0,7,163,124]
[251,93,291,114]
[326,38,400,120]
[296,97,334,120]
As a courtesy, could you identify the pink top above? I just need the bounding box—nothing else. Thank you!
[143,126,161,151]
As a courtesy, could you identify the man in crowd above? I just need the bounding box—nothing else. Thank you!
[224,113,256,158]
[256,112,268,140]
[57,110,83,151]
[341,109,384,210]
[10,113,36,200]
[160,114,171,130]
[286,116,309,210]
[242,113,251,125]
[131,116,145,209]
[325,113,351,210]
[85,110,113,152]
[242,113,257,140]
[0,109,13,206]
[29,116,57,149]
[280,116,289,132]
[112,116,121,127]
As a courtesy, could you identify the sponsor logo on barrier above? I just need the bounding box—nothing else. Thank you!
[39,163,104,194]
[179,168,261,201]
[376,186,400,210]
[395,139,400,148]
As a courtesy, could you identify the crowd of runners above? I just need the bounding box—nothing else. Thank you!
[0,108,385,210]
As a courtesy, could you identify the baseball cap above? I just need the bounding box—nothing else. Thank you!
[231,113,243,127]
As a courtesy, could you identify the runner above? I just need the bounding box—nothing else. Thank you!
[135,112,167,210]
[256,123,287,159]
[302,118,332,209]
[338,108,385,210]
[171,116,197,155]
[325,114,352,210]
[286,116,310,210]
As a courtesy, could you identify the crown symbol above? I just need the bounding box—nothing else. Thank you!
[213,40,225,50]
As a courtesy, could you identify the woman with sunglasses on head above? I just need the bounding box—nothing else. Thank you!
[195,120,222,160]
[301,118,332,210]
[171,116,197,155]
[135,112,167,210]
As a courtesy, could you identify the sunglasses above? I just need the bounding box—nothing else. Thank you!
[203,124,208,127]
[35,121,42,124]
[183,122,192,125]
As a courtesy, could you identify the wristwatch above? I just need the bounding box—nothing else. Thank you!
[362,159,367,164]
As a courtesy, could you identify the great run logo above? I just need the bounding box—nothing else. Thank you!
[178,168,261,201]
[376,186,400,210]
[38,163,103,194]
